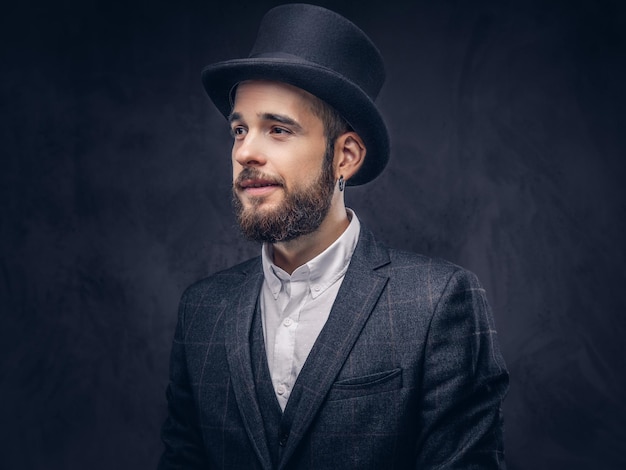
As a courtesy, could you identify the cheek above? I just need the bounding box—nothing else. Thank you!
[232,165,242,187]
[290,142,325,169]
[231,145,237,165]
[231,149,240,179]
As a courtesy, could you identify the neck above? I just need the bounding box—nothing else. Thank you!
[271,199,349,275]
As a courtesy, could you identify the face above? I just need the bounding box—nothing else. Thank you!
[230,81,336,243]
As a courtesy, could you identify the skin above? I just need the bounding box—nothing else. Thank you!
[230,80,367,274]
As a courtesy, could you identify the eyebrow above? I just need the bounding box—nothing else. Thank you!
[228,112,242,124]
[260,113,303,131]
[228,111,303,132]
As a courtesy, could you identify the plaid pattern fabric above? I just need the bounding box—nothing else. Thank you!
[159,226,509,469]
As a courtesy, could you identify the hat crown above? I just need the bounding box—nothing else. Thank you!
[249,4,385,100]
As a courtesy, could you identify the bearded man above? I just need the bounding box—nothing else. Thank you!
[159,4,509,469]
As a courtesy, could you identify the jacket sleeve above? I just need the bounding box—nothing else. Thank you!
[158,289,210,469]
[415,268,509,469]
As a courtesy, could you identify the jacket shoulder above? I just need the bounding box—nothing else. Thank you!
[181,256,261,301]
[385,245,466,275]
[357,225,481,290]
[382,245,484,296]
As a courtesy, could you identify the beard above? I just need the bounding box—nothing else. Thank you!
[232,146,335,244]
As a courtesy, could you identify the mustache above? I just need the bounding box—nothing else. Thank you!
[234,167,285,188]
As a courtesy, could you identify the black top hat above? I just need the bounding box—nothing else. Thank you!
[201,3,389,186]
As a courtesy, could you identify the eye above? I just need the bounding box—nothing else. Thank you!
[230,126,247,138]
[271,126,291,136]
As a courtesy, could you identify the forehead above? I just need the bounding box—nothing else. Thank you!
[232,80,320,119]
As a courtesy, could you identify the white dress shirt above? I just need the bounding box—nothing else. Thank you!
[260,209,361,410]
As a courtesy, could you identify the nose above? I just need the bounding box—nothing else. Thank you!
[233,132,267,167]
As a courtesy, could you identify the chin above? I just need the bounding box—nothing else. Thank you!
[241,194,282,210]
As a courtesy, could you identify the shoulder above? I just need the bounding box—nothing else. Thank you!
[181,256,262,303]
[378,246,496,342]
[383,244,478,288]
[366,237,485,310]
[173,257,262,331]
[356,224,482,294]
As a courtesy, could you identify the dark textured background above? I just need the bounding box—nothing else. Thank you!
[1,0,625,468]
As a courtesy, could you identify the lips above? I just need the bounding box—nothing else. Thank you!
[238,178,282,189]
[236,177,284,199]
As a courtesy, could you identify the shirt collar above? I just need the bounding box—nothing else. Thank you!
[261,209,361,299]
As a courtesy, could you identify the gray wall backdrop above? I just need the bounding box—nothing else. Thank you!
[1,0,625,468]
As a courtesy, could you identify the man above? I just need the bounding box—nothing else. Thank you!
[159,4,508,469]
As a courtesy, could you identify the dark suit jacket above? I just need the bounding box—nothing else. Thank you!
[159,226,509,469]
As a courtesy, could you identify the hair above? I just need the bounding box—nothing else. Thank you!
[305,93,352,145]
[298,91,351,171]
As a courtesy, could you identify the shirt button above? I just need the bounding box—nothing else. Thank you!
[314,285,321,292]
[277,385,286,395]
[283,318,293,327]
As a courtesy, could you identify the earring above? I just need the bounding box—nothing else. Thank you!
[338,175,345,192]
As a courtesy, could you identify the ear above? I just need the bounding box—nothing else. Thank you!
[334,131,366,182]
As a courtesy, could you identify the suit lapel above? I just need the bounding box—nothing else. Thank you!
[278,228,391,468]
[223,260,273,470]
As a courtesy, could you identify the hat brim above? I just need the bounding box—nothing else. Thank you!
[201,57,389,186]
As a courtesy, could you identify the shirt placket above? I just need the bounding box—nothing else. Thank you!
[273,274,309,408]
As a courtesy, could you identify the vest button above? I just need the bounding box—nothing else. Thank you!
[279,432,289,446]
